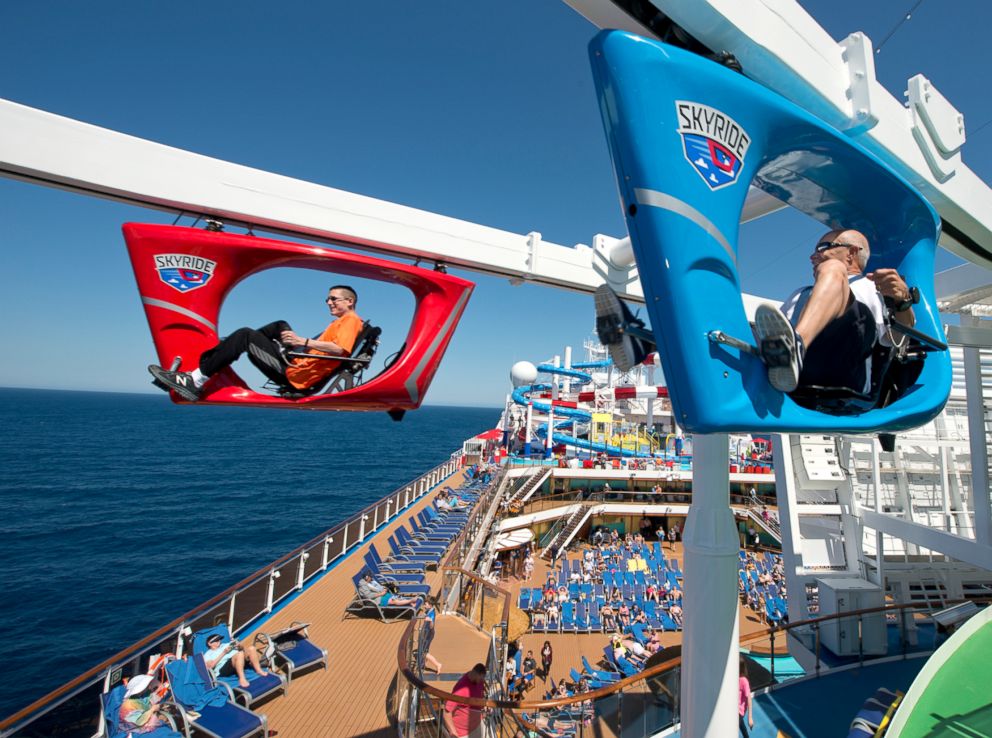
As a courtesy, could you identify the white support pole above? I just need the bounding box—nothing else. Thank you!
[552,355,561,401]
[646,363,656,432]
[546,404,556,458]
[963,315,992,545]
[524,401,533,456]
[680,432,739,738]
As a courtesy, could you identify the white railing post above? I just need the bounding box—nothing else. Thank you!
[386,499,392,521]
[266,570,281,613]
[373,507,379,531]
[228,596,237,629]
[322,536,333,569]
[359,514,369,542]
[405,486,411,507]
[298,552,309,590]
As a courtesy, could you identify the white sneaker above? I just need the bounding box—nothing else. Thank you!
[754,304,804,392]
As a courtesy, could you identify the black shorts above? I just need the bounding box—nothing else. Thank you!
[797,295,877,392]
[217,658,238,678]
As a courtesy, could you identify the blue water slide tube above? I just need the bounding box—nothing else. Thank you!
[572,359,613,369]
[536,363,593,385]
[514,383,661,458]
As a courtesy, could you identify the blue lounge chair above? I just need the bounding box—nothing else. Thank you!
[848,689,902,737]
[561,602,576,633]
[387,534,440,567]
[165,655,268,738]
[253,622,327,687]
[345,571,424,622]
[100,683,182,738]
[615,655,639,677]
[661,612,679,631]
[518,589,531,610]
[582,656,621,683]
[644,601,663,630]
[575,602,590,632]
[588,605,602,632]
[395,526,447,555]
[669,559,683,578]
[602,645,620,673]
[603,572,613,589]
[363,552,426,585]
[191,625,286,707]
[416,510,461,534]
[367,543,427,574]
[630,622,648,645]
[406,516,454,543]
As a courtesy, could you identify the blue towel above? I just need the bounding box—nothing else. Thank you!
[167,657,229,711]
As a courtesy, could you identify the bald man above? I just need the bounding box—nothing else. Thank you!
[755,229,917,394]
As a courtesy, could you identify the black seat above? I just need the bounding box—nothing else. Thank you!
[275,320,382,399]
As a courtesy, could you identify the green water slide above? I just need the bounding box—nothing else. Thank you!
[889,605,992,737]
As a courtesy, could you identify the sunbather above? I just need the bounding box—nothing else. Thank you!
[118,674,164,735]
[203,633,270,688]
[357,573,419,608]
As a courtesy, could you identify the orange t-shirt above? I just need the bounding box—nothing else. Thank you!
[285,311,364,389]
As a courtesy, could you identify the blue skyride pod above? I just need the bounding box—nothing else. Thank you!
[589,31,950,434]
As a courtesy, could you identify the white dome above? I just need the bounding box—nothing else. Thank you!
[510,361,538,387]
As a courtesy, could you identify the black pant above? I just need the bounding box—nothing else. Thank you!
[739,715,750,738]
[199,320,291,386]
[798,296,877,391]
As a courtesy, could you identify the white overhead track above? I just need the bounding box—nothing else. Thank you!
[564,0,992,269]
[0,97,784,304]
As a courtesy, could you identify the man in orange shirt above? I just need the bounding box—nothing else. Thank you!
[149,285,364,400]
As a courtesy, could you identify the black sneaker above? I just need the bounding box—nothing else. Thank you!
[594,285,649,372]
[754,304,805,392]
[148,365,202,402]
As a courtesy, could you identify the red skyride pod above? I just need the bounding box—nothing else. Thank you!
[123,223,474,413]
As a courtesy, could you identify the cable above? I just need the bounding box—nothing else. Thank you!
[875,0,926,54]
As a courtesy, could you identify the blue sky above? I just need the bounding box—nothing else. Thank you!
[2,1,991,407]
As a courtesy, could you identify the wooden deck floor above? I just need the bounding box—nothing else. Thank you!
[241,485,779,738]
[240,470,483,738]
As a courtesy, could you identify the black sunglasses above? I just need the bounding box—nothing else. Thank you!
[814,240,860,253]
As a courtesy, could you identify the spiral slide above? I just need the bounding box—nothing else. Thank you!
[513,363,669,458]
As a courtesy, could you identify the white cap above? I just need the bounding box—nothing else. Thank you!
[124,674,154,697]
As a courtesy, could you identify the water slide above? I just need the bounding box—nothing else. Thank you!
[512,363,670,457]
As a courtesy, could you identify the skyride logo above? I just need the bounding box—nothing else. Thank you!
[675,101,750,190]
[154,253,217,293]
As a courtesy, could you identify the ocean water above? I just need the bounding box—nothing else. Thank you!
[0,388,495,718]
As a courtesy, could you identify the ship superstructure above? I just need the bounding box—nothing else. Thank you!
[2,2,992,738]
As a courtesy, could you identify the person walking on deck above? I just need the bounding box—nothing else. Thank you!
[540,640,553,683]
[443,663,487,738]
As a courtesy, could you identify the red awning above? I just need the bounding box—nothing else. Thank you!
[475,429,503,441]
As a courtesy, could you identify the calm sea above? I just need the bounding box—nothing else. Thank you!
[0,388,496,718]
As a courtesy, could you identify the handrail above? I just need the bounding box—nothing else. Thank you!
[394,597,990,713]
[0,452,462,733]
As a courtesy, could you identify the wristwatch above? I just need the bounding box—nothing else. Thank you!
[894,286,920,313]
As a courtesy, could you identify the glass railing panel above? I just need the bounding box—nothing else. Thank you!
[272,559,300,602]
[230,577,268,631]
[345,518,364,549]
[324,531,346,565]
[301,541,324,582]
[188,601,232,634]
